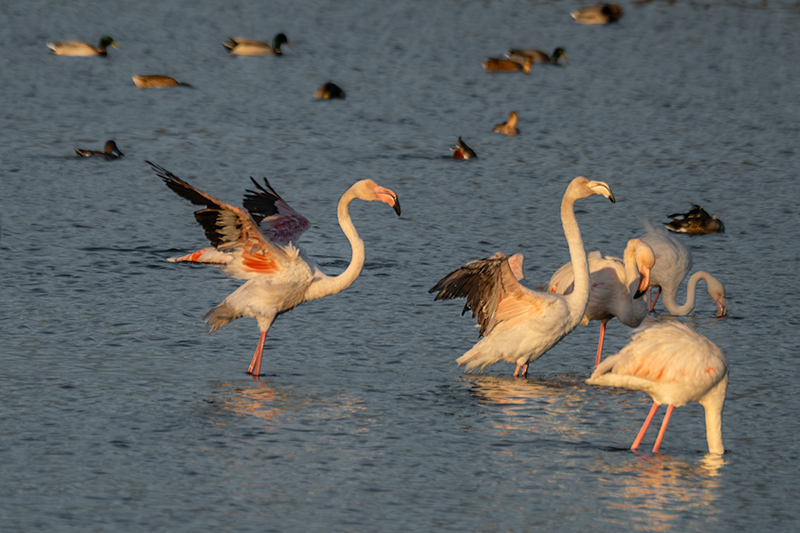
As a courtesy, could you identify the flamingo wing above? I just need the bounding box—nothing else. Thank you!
[150,162,297,279]
[243,177,311,244]
[430,252,555,337]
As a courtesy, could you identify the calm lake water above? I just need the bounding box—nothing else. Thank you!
[1,0,799,530]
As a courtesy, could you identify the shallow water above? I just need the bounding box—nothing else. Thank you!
[2,0,799,530]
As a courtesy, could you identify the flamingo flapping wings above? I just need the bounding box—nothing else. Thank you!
[430,177,616,378]
[150,162,401,378]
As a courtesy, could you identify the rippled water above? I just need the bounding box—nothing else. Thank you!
[2,0,799,530]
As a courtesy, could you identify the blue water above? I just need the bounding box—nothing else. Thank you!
[2,0,799,530]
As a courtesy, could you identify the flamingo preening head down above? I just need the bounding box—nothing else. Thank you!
[544,238,655,368]
[430,177,615,378]
[150,162,400,378]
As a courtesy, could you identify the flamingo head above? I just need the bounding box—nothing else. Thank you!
[356,180,401,216]
[571,177,616,203]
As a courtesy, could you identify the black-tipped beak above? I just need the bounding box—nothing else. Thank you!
[392,197,401,216]
[608,193,616,204]
[633,288,646,299]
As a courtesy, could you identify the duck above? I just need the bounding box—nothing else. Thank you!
[74,140,124,159]
[222,33,291,56]
[505,47,568,66]
[571,4,623,25]
[313,82,346,99]
[451,137,477,159]
[47,36,119,56]
[493,111,519,136]
[132,75,192,89]
[481,56,533,73]
[664,205,725,234]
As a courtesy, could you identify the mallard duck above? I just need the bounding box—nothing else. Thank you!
[664,205,725,234]
[313,82,346,99]
[74,140,124,159]
[481,56,533,73]
[571,4,623,25]
[451,137,477,159]
[47,36,119,56]
[132,75,192,89]
[493,111,519,136]
[506,47,568,66]
[222,33,291,56]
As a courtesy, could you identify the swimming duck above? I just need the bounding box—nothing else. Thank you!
[132,75,192,89]
[493,111,519,136]
[571,4,623,25]
[481,56,533,73]
[664,205,725,234]
[47,36,119,56]
[451,137,477,159]
[222,33,291,56]
[505,47,568,66]
[313,82,346,99]
[74,140,124,159]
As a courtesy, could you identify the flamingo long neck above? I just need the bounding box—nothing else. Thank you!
[701,373,728,454]
[305,188,365,301]
[662,270,712,316]
[561,192,591,325]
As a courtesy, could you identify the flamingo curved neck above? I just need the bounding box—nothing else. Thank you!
[661,270,712,316]
[561,191,590,325]
[305,187,365,301]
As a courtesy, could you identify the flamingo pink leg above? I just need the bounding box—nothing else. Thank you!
[595,321,607,368]
[652,404,675,454]
[247,331,267,378]
[513,363,529,378]
[648,287,662,312]
[631,402,660,452]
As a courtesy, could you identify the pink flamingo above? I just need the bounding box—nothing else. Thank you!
[429,177,616,377]
[640,220,727,317]
[149,162,401,377]
[544,238,655,367]
[587,321,728,454]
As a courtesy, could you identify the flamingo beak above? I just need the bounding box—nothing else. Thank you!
[716,297,727,318]
[633,267,651,299]
[392,197,401,216]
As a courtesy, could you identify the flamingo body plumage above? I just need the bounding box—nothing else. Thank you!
[430,177,615,377]
[544,238,655,367]
[150,162,400,377]
[587,322,729,454]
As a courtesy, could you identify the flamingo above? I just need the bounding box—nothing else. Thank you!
[640,220,727,317]
[544,238,655,367]
[149,162,401,377]
[429,177,615,377]
[587,322,729,455]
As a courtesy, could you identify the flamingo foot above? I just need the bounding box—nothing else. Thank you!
[247,331,268,378]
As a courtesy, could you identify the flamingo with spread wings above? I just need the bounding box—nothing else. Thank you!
[587,322,729,454]
[150,162,401,377]
[429,177,615,377]
[544,238,655,367]
[640,220,727,317]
